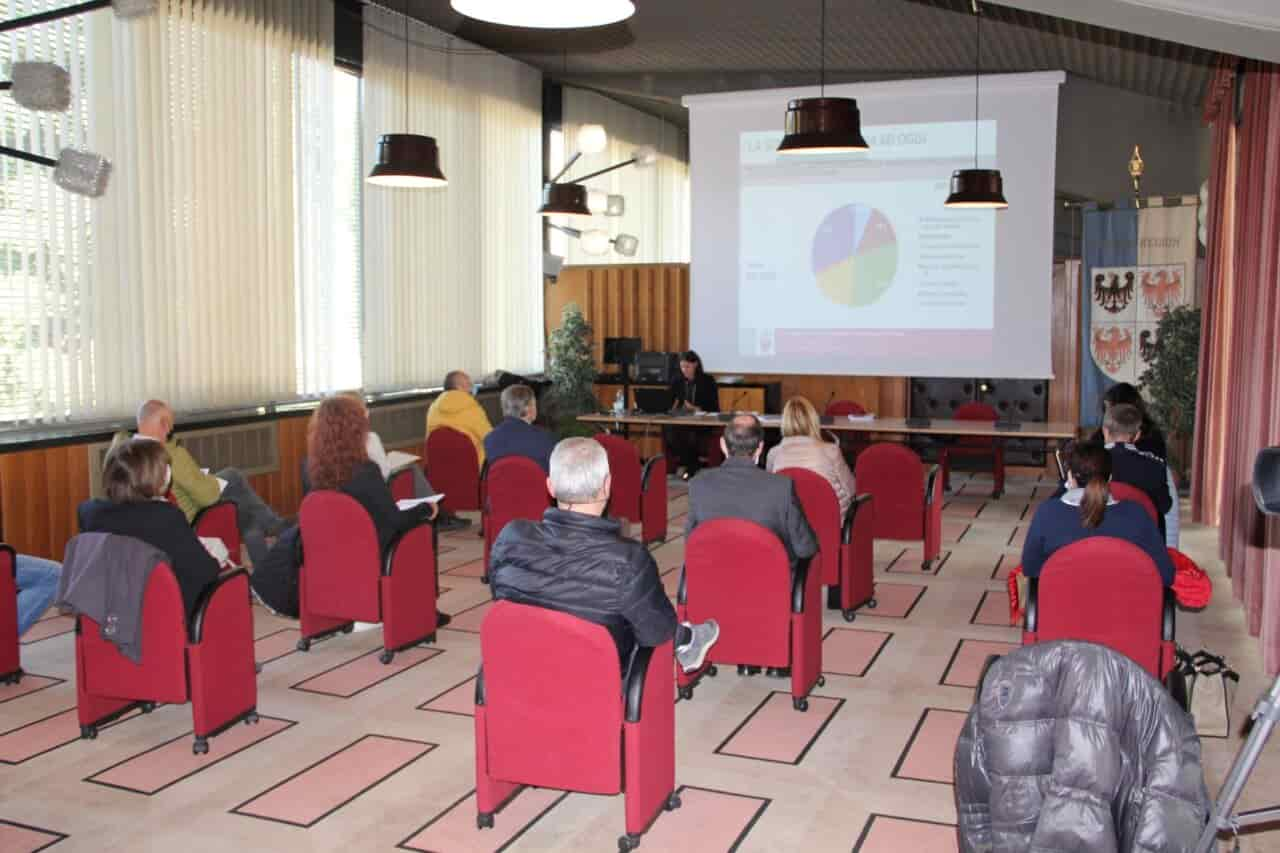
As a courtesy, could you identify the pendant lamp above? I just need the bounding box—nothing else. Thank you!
[450,0,635,29]
[368,3,446,189]
[777,0,867,155]
[945,1,1006,209]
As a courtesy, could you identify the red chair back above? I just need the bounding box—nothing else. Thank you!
[825,400,866,417]
[855,443,926,540]
[953,401,998,448]
[0,545,19,677]
[480,601,624,794]
[299,491,382,623]
[595,434,642,523]
[684,519,791,668]
[484,457,551,571]
[779,468,841,587]
[78,564,188,704]
[1110,482,1158,523]
[192,501,241,564]
[388,467,416,502]
[426,427,480,513]
[1029,537,1167,678]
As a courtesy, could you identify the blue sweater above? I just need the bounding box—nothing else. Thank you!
[1021,492,1175,586]
[483,417,559,473]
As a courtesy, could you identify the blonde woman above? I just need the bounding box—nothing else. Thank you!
[765,396,857,515]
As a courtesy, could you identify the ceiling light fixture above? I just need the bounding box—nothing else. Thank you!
[550,223,639,257]
[450,0,636,30]
[538,128,652,217]
[944,0,1007,209]
[368,2,446,189]
[777,0,868,155]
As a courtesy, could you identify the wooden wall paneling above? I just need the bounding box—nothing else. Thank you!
[1049,261,1081,429]
[0,445,92,560]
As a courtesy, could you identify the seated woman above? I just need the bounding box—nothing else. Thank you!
[249,394,440,619]
[664,350,720,480]
[1021,442,1174,585]
[765,396,856,516]
[78,438,220,621]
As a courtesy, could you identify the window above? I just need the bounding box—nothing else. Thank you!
[547,127,569,259]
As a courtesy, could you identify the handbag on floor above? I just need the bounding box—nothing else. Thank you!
[1176,649,1239,738]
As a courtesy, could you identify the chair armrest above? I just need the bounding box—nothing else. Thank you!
[925,465,941,504]
[841,493,872,544]
[1162,587,1176,643]
[641,456,663,491]
[188,568,250,643]
[474,667,486,706]
[191,498,237,530]
[676,566,687,605]
[383,519,435,577]
[624,645,658,723]
[1024,577,1038,633]
[791,555,813,614]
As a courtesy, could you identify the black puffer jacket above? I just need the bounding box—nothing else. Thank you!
[489,508,676,665]
[955,641,1209,853]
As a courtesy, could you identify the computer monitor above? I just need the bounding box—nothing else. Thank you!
[603,337,642,369]
[635,351,677,384]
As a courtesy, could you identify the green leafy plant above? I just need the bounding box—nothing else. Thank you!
[545,303,599,436]
[1139,305,1201,476]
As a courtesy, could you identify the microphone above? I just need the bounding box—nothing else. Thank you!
[5,62,71,112]
[0,145,112,197]
[0,0,157,35]
[113,0,159,18]
[825,389,837,413]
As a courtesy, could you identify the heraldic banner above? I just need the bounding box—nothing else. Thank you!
[1080,196,1198,428]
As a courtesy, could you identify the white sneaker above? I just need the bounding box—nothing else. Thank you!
[676,620,720,673]
[351,621,380,633]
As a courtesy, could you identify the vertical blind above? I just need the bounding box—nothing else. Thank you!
[559,86,691,265]
[361,5,543,391]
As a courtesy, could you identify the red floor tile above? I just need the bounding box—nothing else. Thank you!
[398,788,566,852]
[417,677,476,717]
[822,628,892,677]
[292,646,443,698]
[863,584,926,619]
[253,628,301,667]
[638,786,770,852]
[0,675,62,705]
[445,558,486,578]
[891,708,968,785]
[715,691,843,765]
[970,590,1013,627]
[0,819,67,852]
[443,600,495,634]
[885,549,951,574]
[19,615,74,645]
[940,639,1019,688]
[854,814,958,852]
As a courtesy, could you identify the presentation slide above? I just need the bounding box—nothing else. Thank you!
[685,72,1063,379]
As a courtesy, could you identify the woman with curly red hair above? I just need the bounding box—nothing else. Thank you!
[249,395,440,619]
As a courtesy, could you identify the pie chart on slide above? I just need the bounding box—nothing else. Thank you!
[811,204,898,307]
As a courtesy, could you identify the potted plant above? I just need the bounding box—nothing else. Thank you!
[545,303,600,438]
[1139,305,1201,483]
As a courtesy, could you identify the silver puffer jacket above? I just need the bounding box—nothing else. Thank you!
[954,641,1209,853]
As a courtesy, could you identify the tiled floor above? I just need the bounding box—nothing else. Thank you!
[3,472,1279,851]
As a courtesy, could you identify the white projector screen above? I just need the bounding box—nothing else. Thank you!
[683,71,1064,379]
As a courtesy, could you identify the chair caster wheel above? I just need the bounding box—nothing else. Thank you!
[867,598,878,609]
[341,623,354,634]
[816,676,826,687]
[296,638,311,652]
[480,575,490,585]
[379,649,395,665]
[793,697,809,712]
[665,793,682,811]
[706,665,718,677]
[921,561,932,572]
[618,833,641,852]
[245,711,260,725]
[477,812,494,830]
[140,702,156,714]
[192,737,209,756]
[842,609,856,622]
[678,686,693,700]
[80,725,98,740]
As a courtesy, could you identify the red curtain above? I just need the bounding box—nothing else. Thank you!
[1194,60,1280,674]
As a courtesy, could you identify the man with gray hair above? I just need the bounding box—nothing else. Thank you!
[490,437,719,671]
[483,384,558,473]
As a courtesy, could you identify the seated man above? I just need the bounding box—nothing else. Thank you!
[426,370,493,465]
[484,384,558,473]
[490,437,718,672]
[686,414,818,572]
[14,553,61,638]
[115,400,286,544]
[1101,403,1173,536]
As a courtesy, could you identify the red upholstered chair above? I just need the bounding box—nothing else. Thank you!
[1110,481,1159,523]
[167,491,243,566]
[0,545,19,684]
[74,554,258,754]
[854,443,943,570]
[780,469,876,621]
[1022,537,1176,683]
[426,427,481,513]
[475,601,679,852]
[826,400,867,417]
[676,519,824,710]
[482,456,552,583]
[595,433,669,544]
[939,401,1005,498]
[388,467,417,503]
[296,491,438,663]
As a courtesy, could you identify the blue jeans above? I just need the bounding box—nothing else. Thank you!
[16,555,61,637]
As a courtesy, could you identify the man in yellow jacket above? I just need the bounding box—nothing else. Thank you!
[426,370,493,464]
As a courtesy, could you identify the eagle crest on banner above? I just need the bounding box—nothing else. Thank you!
[1092,326,1133,375]
[1094,272,1134,313]
[1140,268,1182,318]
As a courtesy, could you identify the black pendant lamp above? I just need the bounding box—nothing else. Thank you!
[945,1,1006,208]
[538,182,591,217]
[777,0,867,155]
[368,3,447,189]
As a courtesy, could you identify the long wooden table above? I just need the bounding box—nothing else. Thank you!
[578,411,1077,442]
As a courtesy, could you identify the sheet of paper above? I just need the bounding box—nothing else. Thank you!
[846,413,876,422]
[198,536,233,568]
[386,450,420,471]
[216,476,229,493]
[397,494,444,510]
